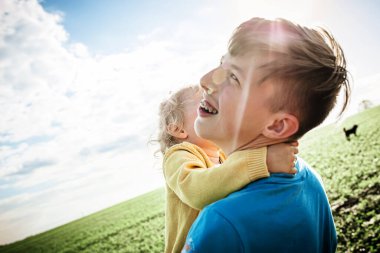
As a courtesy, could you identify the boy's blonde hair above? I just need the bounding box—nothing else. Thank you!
[229,18,350,139]
[156,85,199,154]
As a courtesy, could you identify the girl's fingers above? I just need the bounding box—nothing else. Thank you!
[289,166,297,174]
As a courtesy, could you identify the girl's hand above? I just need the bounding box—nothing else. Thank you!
[267,141,299,174]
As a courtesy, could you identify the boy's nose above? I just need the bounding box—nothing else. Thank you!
[200,67,226,95]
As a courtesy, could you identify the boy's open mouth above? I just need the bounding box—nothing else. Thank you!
[199,100,218,115]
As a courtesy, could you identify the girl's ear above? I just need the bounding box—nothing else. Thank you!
[167,123,188,139]
[262,113,299,139]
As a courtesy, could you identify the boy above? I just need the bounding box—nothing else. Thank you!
[183,17,350,252]
[157,85,298,253]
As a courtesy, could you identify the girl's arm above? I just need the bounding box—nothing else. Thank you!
[164,146,268,210]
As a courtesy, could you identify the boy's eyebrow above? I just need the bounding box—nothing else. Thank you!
[230,63,243,73]
[220,55,225,63]
[221,55,243,77]
[230,63,244,79]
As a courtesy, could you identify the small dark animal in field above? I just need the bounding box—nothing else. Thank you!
[343,124,358,141]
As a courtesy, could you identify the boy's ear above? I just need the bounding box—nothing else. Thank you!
[262,113,299,139]
[167,124,188,139]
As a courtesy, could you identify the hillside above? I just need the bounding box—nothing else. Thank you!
[1,105,379,253]
[299,105,380,252]
[0,189,166,253]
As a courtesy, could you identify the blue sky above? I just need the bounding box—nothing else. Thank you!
[1,0,380,245]
[41,0,380,77]
[41,0,204,54]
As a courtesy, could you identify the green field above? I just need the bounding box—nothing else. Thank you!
[1,106,379,253]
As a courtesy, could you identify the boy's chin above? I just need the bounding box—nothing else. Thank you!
[194,123,215,142]
[195,129,212,141]
[194,119,205,135]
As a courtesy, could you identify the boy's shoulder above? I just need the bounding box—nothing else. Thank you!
[203,158,324,213]
[296,157,324,185]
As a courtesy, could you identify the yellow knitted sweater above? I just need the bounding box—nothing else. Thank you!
[163,142,269,253]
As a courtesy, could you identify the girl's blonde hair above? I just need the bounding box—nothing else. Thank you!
[156,85,199,155]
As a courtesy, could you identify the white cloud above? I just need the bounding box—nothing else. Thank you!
[0,0,226,244]
[323,71,380,127]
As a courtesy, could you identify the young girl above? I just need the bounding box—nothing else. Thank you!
[157,85,298,253]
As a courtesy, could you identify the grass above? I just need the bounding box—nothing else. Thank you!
[0,189,165,253]
[1,105,379,253]
[299,105,380,252]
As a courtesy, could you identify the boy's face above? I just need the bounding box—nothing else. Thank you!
[195,53,276,154]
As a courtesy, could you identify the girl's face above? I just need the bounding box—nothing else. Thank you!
[182,90,218,150]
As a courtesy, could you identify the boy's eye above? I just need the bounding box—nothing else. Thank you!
[230,73,239,83]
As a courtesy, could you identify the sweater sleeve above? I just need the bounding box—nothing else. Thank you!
[164,147,269,210]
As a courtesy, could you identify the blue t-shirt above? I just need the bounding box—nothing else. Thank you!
[182,158,337,253]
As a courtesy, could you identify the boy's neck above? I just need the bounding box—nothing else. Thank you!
[222,134,289,155]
